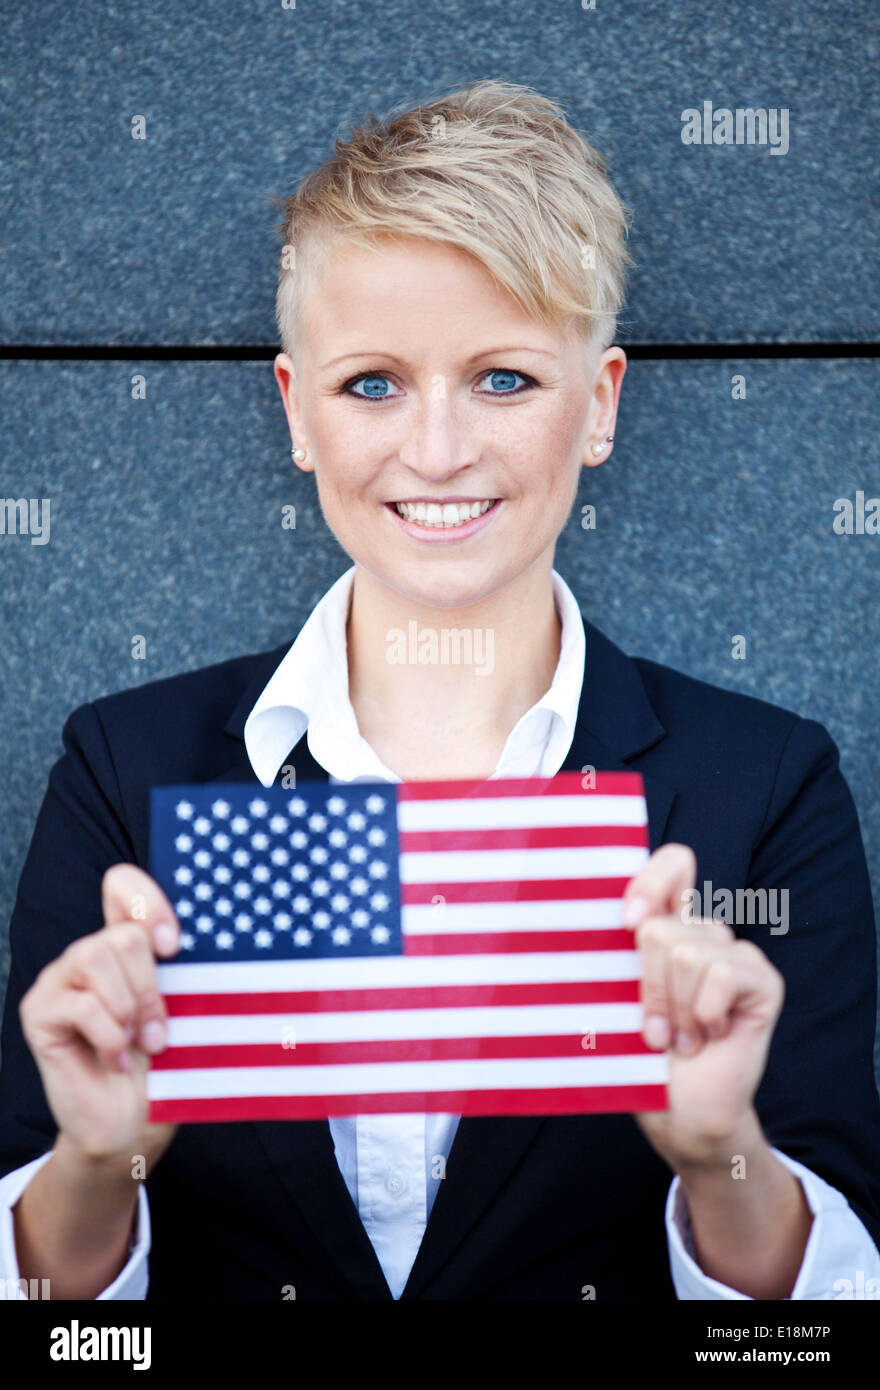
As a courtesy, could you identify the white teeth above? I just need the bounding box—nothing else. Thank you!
[394,499,495,527]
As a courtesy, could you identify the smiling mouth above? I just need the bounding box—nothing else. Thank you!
[390,499,498,529]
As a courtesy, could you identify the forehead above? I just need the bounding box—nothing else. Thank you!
[299,233,575,358]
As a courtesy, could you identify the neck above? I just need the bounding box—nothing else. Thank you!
[345,558,563,780]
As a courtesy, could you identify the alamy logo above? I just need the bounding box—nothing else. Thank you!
[1,497,51,545]
[681,101,789,155]
[49,1320,151,1370]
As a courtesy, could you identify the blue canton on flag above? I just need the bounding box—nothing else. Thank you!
[149,784,403,961]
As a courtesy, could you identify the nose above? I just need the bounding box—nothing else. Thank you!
[396,382,475,483]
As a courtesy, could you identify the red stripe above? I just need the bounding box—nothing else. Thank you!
[397,771,644,801]
[149,1082,667,1122]
[401,876,632,905]
[403,929,634,954]
[400,824,648,851]
[164,979,642,1016]
[152,1032,654,1069]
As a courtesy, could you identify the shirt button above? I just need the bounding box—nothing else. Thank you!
[386,1171,407,1196]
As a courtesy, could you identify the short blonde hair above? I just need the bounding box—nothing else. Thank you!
[273,78,633,363]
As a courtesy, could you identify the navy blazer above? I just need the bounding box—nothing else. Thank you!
[2,611,880,1300]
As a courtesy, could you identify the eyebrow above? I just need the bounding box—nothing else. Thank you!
[320,346,559,370]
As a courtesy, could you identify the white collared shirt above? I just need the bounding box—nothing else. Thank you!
[1,565,877,1299]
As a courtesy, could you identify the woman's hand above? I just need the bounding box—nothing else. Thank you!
[623,844,786,1171]
[19,863,181,1171]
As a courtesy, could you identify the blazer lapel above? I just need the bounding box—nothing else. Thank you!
[207,611,678,1300]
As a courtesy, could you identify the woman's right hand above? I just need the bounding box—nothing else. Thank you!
[19,863,181,1170]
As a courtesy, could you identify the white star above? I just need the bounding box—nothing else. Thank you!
[293,894,311,914]
[233,881,251,899]
[231,815,249,835]
[175,799,194,820]
[294,927,313,946]
[194,882,213,901]
[254,896,272,915]
[232,848,250,867]
[196,914,213,933]
[253,864,271,883]
[193,816,211,835]
[329,861,349,880]
[289,830,308,850]
[249,798,269,817]
[291,862,309,881]
[287,797,307,816]
[174,865,193,884]
[234,914,253,932]
[367,827,387,846]
[370,892,390,911]
[314,910,331,929]
[251,832,269,851]
[349,844,368,864]
[329,830,348,850]
[180,932,195,950]
[212,832,231,852]
[347,811,366,831]
[308,813,327,832]
[211,799,231,818]
[312,879,330,897]
[255,929,274,949]
[332,926,351,945]
[272,880,291,898]
[331,893,350,913]
[351,908,369,928]
[194,849,212,868]
[371,924,391,944]
[175,833,193,853]
[216,930,234,950]
[274,912,292,930]
[215,898,233,916]
[369,860,389,879]
[269,814,288,834]
[270,847,290,865]
[349,876,368,895]
[309,846,328,865]
[213,865,232,884]
[327,796,347,815]
[366,794,386,814]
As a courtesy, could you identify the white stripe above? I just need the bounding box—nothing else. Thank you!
[402,899,628,932]
[148,1052,667,1099]
[165,1002,644,1046]
[398,793,647,832]
[158,949,642,994]
[400,845,647,882]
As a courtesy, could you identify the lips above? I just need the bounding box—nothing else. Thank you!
[385,498,502,542]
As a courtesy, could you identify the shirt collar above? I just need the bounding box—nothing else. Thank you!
[244,565,585,787]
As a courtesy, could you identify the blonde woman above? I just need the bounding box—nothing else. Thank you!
[1,80,879,1302]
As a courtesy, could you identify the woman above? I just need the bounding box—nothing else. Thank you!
[1,78,879,1302]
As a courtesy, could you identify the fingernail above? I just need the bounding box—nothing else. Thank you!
[622,895,650,927]
[644,1014,670,1049]
[116,1050,131,1072]
[141,1020,166,1053]
[675,1031,697,1055]
[123,1023,136,1042]
[153,922,177,954]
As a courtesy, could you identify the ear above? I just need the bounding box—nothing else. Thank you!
[273,353,314,473]
[582,347,627,469]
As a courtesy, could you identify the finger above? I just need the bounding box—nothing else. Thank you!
[60,933,139,1035]
[692,940,785,1038]
[102,863,180,956]
[622,843,697,928]
[104,921,171,1053]
[635,914,679,1049]
[24,986,135,1072]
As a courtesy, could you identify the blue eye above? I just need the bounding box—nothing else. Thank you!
[345,374,398,399]
[482,370,525,394]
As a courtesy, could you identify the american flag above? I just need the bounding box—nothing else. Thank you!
[146,771,668,1122]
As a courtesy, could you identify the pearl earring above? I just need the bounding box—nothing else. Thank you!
[291,446,307,462]
[590,435,614,458]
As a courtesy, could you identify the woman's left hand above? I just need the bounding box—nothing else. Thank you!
[623,843,786,1170]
